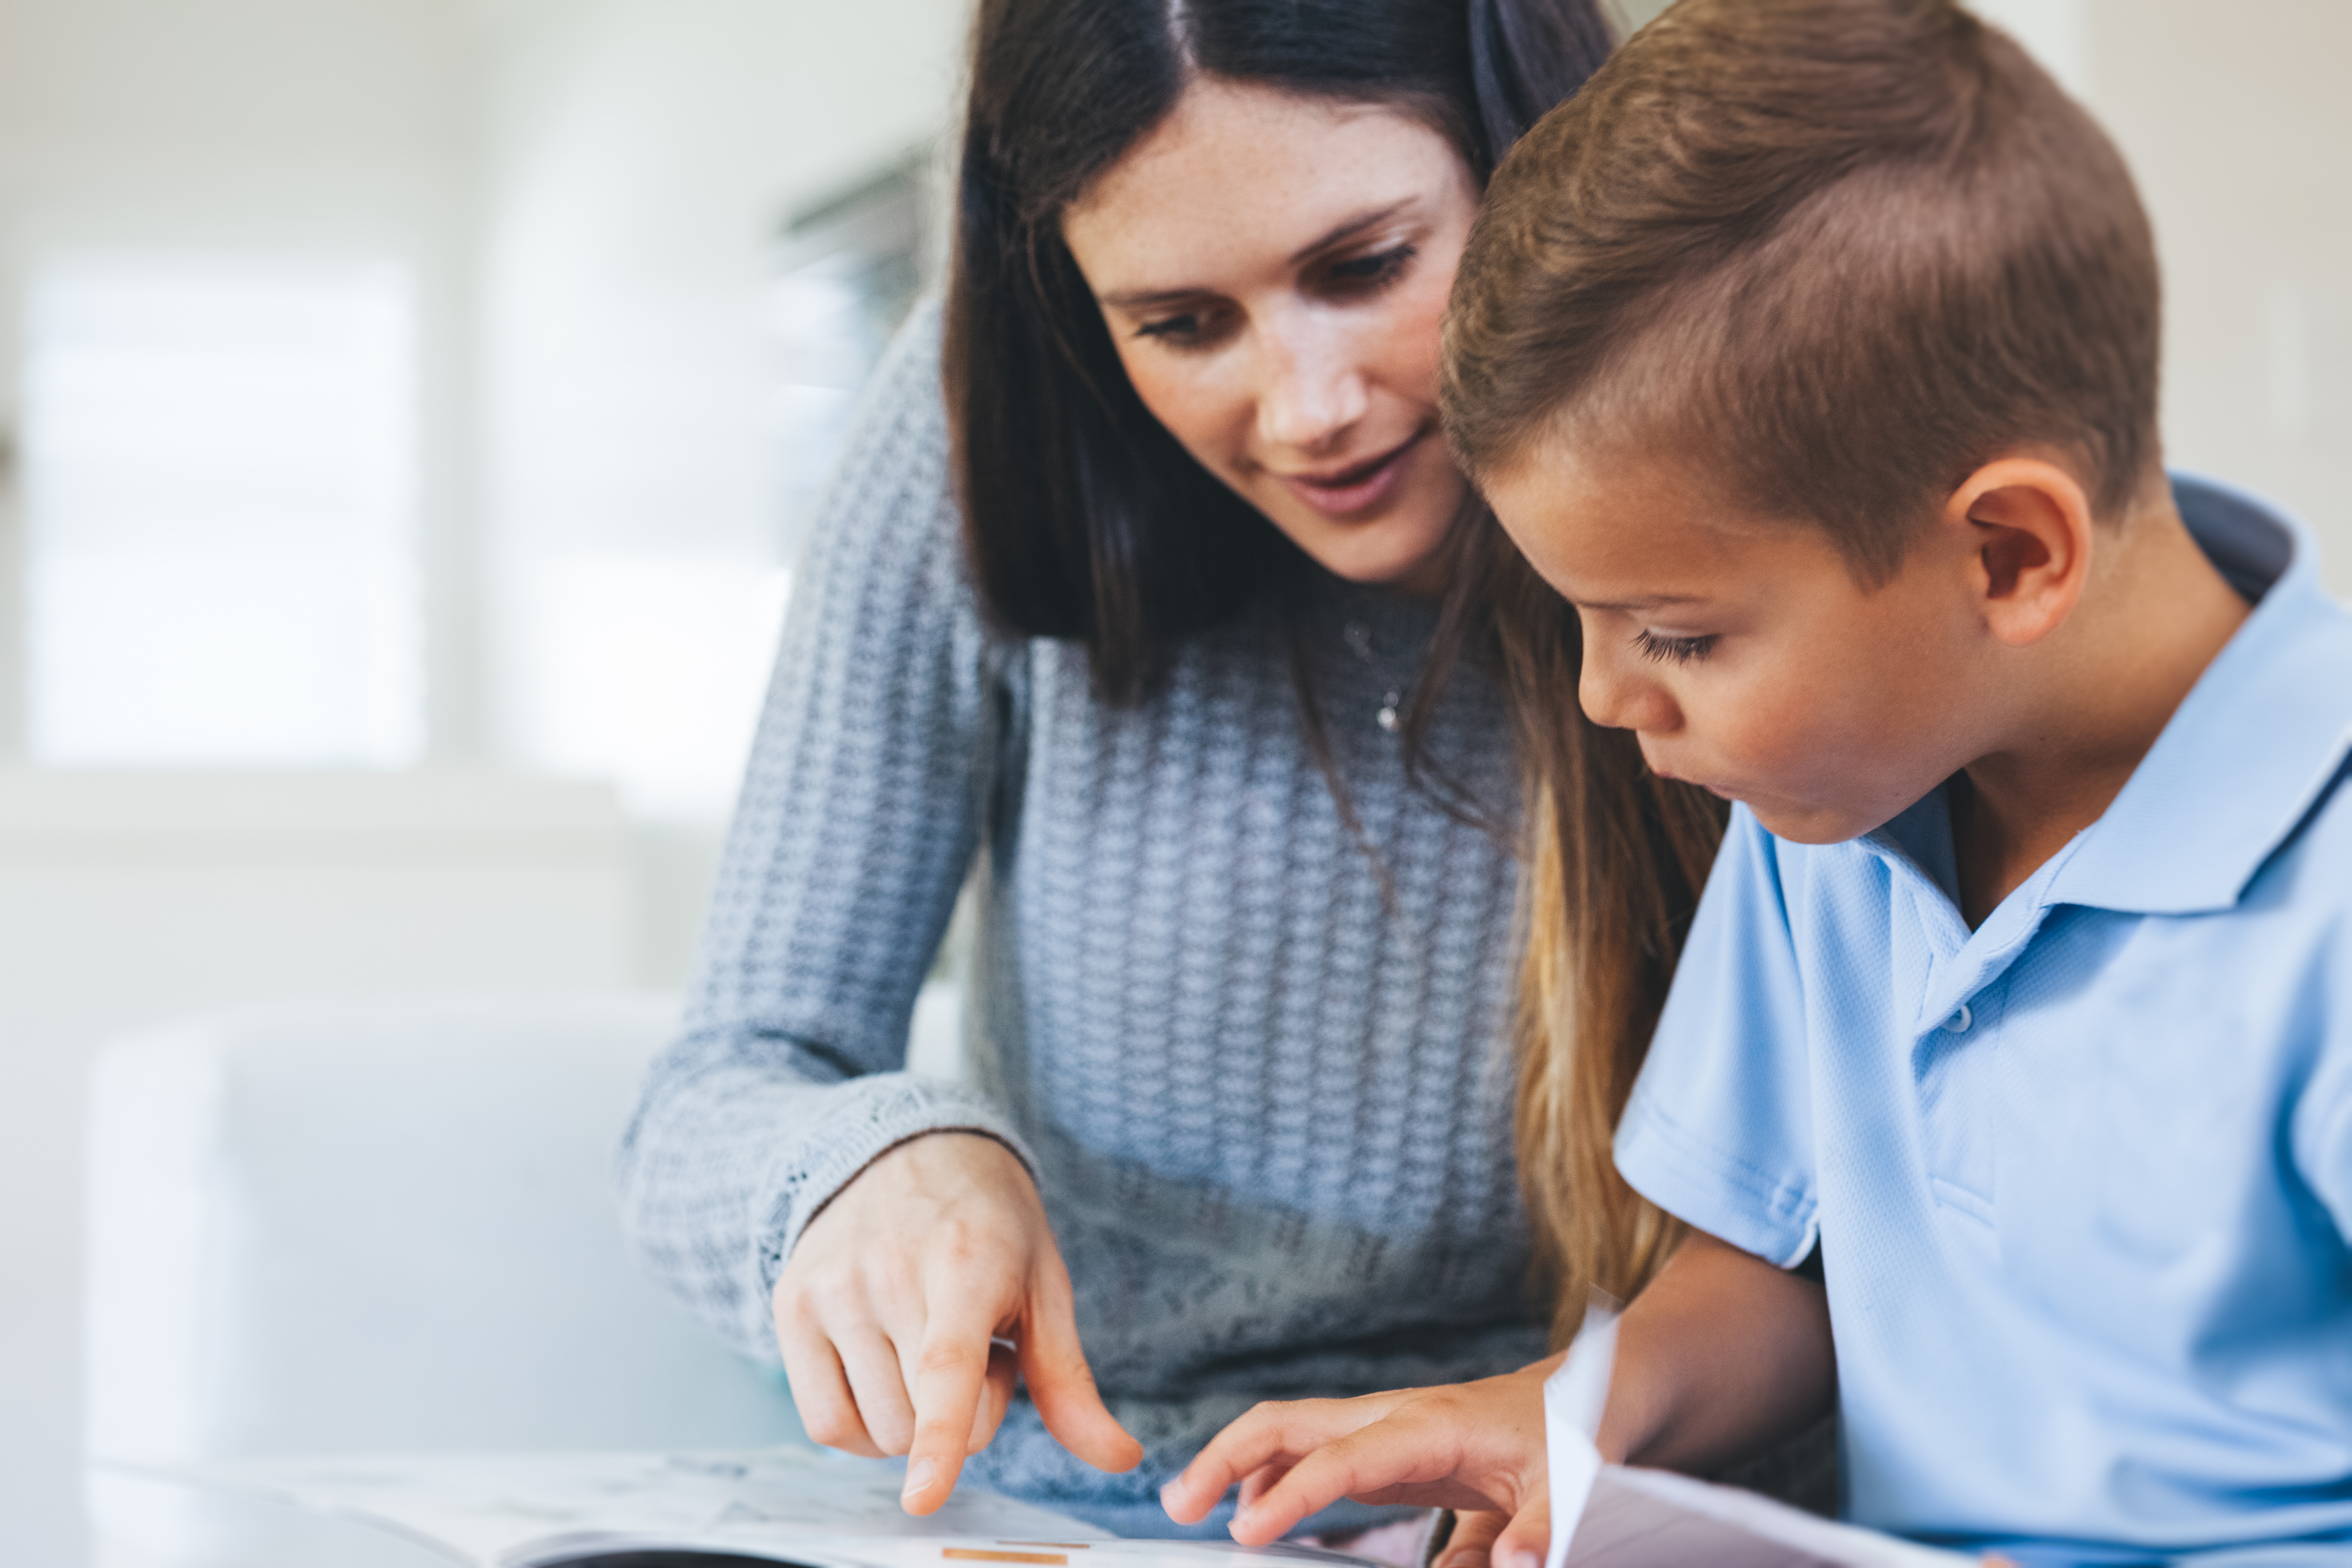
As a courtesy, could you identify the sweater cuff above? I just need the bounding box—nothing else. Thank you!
[756,1072,1037,1295]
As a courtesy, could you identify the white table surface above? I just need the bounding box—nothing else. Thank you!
[92,1467,457,1568]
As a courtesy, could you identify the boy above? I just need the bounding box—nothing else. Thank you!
[1159,0,2352,1560]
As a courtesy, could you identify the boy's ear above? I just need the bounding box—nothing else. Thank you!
[1943,456,2095,647]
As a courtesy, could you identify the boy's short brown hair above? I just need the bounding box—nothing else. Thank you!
[1443,0,2161,583]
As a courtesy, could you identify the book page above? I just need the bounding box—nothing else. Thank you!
[1568,1466,1967,1568]
[97,1446,1116,1565]
[1541,1313,1969,1568]
[511,1534,1375,1568]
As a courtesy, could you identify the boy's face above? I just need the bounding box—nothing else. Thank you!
[1485,445,1988,844]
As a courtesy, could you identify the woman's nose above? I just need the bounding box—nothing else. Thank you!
[1255,321,1369,452]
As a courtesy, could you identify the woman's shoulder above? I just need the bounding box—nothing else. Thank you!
[859,295,948,446]
[808,298,951,537]
[790,299,980,629]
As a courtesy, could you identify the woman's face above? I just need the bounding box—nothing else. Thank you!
[1061,79,1480,597]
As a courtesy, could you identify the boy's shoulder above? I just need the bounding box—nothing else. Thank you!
[2264,737,2352,928]
[2059,475,2352,934]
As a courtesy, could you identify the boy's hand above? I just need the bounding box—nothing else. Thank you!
[774,1132,1143,1514]
[1437,1511,1510,1568]
[1160,1361,1562,1563]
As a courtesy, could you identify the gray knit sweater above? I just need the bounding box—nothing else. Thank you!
[617,303,1545,1537]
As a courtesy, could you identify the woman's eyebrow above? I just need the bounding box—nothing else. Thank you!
[1097,283,1211,310]
[1286,198,1415,266]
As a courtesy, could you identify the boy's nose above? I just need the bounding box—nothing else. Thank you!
[1580,652,1676,735]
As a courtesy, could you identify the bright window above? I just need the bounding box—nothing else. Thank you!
[22,258,424,767]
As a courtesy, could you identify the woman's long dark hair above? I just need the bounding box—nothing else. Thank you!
[944,0,1613,701]
[1473,516,1730,1341]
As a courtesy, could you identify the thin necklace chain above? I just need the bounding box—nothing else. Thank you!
[1343,620,1406,734]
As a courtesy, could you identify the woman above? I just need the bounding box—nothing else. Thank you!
[618,0,1716,1546]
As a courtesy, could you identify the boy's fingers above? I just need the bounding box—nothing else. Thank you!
[1163,1394,1413,1523]
[900,1311,999,1514]
[1224,1448,1361,1544]
[1490,1496,1553,1568]
[1439,1511,1505,1568]
[1226,1421,1443,1545]
[1227,1397,1512,1546]
[1163,1413,1310,1523]
[1019,1268,1143,1476]
[1236,1459,1297,1511]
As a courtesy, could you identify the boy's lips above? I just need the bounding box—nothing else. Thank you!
[1653,761,1740,802]
[1277,429,1426,518]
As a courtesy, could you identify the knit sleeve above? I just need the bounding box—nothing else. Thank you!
[617,301,1035,1363]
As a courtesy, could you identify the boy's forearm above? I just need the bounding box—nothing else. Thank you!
[1594,1230,1836,1475]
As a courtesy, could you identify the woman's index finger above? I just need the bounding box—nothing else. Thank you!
[897,1302,1004,1514]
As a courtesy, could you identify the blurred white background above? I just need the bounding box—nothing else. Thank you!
[0,0,2345,1562]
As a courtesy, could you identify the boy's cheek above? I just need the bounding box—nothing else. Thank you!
[1681,691,1806,783]
[1684,703,1883,838]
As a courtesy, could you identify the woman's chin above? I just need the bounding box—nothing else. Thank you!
[1276,513,1454,598]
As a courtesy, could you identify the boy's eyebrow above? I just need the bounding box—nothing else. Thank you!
[1096,201,1417,310]
[1573,593,1709,611]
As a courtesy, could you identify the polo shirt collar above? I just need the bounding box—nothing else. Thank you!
[2045,473,2352,916]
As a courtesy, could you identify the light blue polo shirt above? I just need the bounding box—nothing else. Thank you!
[1615,475,2352,1563]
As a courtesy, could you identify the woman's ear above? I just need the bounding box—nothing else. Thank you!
[1943,455,2096,647]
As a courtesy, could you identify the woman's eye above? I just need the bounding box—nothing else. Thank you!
[1324,244,1415,292]
[1135,311,1201,341]
[1132,307,1233,350]
[1632,628,1719,665]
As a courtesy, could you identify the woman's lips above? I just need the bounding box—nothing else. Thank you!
[1277,430,1425,518]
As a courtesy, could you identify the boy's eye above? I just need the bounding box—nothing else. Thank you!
[1632,628,1719,665]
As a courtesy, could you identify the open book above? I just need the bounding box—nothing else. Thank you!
[95,1321,1965,1568]
[1552,1462,1969,1568]
[1542,1312,1969,1568]
[92,1446,1376,1568]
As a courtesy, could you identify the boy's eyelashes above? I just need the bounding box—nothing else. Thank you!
[1632,628,1720,665]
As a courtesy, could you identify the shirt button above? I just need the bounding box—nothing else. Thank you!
[1941,1004,1973,1034]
